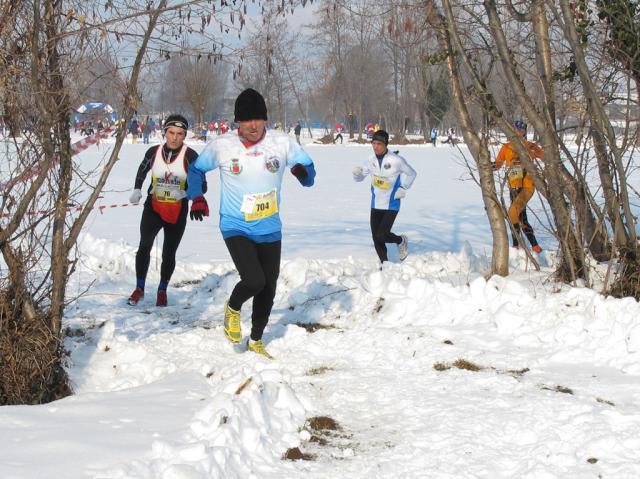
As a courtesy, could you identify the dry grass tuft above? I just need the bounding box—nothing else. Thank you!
[504,367,530,377]
[452,359,483,371]
[293,322,336,333]
[608,246,640,300]
[308,415,341,432]
[306,366,334,376]
[433,362,450,371]
[0,290,71,405]
[541,384,574,395]
[283,447,316,461]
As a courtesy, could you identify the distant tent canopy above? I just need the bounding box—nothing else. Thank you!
[74,101,117,124]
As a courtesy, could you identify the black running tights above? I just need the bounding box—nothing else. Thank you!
[370,208,401,263]
[135,201,187,286]
[224,236,281,341]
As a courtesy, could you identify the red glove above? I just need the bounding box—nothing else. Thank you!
[290,163,308,182]
[190,195,209,221]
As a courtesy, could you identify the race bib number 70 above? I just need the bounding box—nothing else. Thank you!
[241,189,279,221]
[152,183,186,203]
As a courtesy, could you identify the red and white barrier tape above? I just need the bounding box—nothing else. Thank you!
[0,201,139,219]
[1,127,116,191]
[70,127,114,155]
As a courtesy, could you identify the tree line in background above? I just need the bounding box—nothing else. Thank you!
[73,1,455,140]
[0,0,639,405]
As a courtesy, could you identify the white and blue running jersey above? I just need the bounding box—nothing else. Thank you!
[187,129,315,241]
[356,151,416,211]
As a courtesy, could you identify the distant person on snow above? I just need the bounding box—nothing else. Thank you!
[353,129,417,264]
[127,114,204,307]
[294,121,302,144]
[442,128,455,146]
[493,119,544,253]
[142,116,152,144]
[129,117,139,144]
[187,88,316,359]
[366,123,375,139]
[430,127,438,146]
[333,123,344,144]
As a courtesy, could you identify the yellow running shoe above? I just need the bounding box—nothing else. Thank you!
[223,301,242,343]
[247,339,274,360]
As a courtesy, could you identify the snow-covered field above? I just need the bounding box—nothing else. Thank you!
[1,132,640,478]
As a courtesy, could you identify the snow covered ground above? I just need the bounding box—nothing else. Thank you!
[1,131,640,478]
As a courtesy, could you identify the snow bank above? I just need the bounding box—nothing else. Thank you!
[97,366,305,479]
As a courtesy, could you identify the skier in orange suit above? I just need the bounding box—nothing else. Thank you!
[494,120,544,253]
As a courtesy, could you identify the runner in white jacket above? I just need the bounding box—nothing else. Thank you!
[353,129,416,263]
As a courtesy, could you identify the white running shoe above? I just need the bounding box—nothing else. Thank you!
[398,235,409,261]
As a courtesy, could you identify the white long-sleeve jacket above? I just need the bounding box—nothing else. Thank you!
[354,150,416,211]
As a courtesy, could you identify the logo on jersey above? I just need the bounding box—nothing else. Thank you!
[230,158,242,175]
[384,163,391,169]
[265,157,280,173]
[163,171,181,185]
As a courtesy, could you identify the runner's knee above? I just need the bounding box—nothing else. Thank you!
[241,272,266,295]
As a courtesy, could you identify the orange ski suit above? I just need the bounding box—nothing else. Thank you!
[495,139,544,227]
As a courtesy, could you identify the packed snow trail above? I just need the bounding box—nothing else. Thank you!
[58,247,640,478]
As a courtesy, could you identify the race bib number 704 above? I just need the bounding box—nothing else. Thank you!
[241,189,279,221]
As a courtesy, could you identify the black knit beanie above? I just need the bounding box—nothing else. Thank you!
[234,88,268,122]
[164,114,188,132]
[371,129,389,145]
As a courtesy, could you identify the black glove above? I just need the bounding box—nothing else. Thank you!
[290,163,308,182]
[190,195,209,221]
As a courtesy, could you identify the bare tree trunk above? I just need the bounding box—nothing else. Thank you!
[592,126,628,247]
[437,1,509,276]
[46,0,73,333]
[418,63,429,143]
